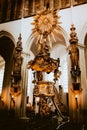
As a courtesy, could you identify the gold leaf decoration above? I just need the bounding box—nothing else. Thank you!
[31,7,61,48]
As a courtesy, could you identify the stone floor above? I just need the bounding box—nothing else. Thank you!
[0,111,87,130]
[0,117,87,130]
[0,110,57,130]
[56,122,87,130]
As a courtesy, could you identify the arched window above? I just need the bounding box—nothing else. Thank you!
[84,33,87,78]
[0,55,5,95]
[59,54,68,93]
[27,51,34,105]
[50,45,68,93]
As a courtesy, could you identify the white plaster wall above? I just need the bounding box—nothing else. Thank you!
[0,20,21,42]
[0,4,87,46]
[0,17,34,45]
[59,4,87,40]
[0,4,87,114]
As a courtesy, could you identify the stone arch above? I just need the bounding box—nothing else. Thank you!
[0,30,15,109]
[0,30,16,44]
[79,23,87,44]
[79,23,87,82]
[80,23,87,69]
[25,26,69,56]
[77,23,87,112]
[84,33,87,78]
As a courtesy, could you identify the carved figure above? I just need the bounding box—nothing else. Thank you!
[69,44,79,68]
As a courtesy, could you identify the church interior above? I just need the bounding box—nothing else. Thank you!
[0,0,87,130]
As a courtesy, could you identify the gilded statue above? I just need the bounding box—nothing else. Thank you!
[69,44,79,68]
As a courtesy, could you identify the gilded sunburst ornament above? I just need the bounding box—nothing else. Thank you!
[31,8,61,48]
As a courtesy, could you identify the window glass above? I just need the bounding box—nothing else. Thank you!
[0,56,5,95]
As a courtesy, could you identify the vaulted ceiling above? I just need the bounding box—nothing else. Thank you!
[0,0,87,24]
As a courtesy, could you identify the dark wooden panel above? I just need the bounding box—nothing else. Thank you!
[0,0,23,23]
[24,0,44,18]
[0,0,87,23]
[24,0,35,18]
[60,0,71,9]
[73,0,87,6]
[54,0,60,10]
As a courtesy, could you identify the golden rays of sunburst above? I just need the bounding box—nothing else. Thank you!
[30,7,61,48]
